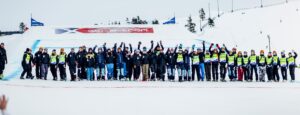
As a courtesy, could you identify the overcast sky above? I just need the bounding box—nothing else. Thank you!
[0,0,288,30]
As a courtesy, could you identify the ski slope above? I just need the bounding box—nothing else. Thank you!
[1,1,300,115]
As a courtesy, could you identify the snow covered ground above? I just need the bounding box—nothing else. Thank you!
[1,1,300,115]
[1,81,300,115]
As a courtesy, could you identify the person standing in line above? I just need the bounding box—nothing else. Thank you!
[266,52,274,82]
[138,41,153,81]
[204,48,212,81]
[272,51,280,82]
[0,43,7,80]
[67,48,77,81]
[40,48,50,80]
[157,47,167,81]
[94,43,107,81]
[176,45,185,82]
[243,51,251,82]
[106,48,115,80]
[198,41,206,81]
[218,45,229,82]
[20,48,34,79]
[58,48,67,81]
[249,50,259,82]
[190,44,201,81]
[132,49,142,81]
[85,48,95,81]
[227,51,236,81]
[279,51,288,82]
[123,43,133,80]
[236,51,244,81]
[287,50,297,82]
[183,48,191,81]
[166,45,177,81]
[76,46,86,80]
[209,43,219,82]
[50,49,58,81]
[258,50,267,82]
[33,47,43,79]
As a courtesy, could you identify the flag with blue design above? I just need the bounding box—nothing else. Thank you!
[31,18,44,26]
[163,17,176,24]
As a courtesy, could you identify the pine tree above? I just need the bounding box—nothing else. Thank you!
[19,22,25,32]
[185,16,196,33]
[208,18,215,27]
[199,8,206,31]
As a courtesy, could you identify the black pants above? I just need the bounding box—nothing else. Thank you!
[58,64,66,80]
[212,63,219,81]
[205,63,211,81]
[50,64,57,80]
[35,64,41,79]
[289,65,295,80]
[21,64,32,79]
[126,65,133,80]
[0,61,5,75]
[157,65,166,81]
[281,67,287,80]
[69,65,76,81]
[192,65,200,81]
[243,66,250,81]
[133,65,141,80]
[250,65,258,81]
[219,63,226,80]
[78,64,86,79]
[266,66,273,81]
[272,66,280,81]
[150,64,157,80]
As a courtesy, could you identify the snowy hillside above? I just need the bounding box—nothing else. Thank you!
[199,1,300,53]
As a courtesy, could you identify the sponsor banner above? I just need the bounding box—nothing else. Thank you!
[55,27,154,34]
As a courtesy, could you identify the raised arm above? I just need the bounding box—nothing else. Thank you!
[223,44,230,54]
[148,41,154,53]
[202,41,205,51]
[160,41,164,51]
[129,44,133,53]
[93,45,97,54]
[138,41,141,50]
[103,43,107,52]
[209,43,214,53]
[293,50,298,58]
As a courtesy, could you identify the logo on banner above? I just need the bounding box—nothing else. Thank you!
[55,27,154,34]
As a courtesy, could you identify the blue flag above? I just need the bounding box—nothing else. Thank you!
[163,17,176,24]
[31,18,44,26]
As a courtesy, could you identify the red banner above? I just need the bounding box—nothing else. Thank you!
[76,27,154,34]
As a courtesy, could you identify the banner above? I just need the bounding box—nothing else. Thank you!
[55,27,154,34]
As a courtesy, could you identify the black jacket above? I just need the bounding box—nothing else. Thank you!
[41,52,50,64]
[67,52,77,66]
[0,48,7,63]
[22,52,33,66]
[132,53,142,66]
[34,51,43,65]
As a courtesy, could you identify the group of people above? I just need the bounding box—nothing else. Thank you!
[19,41,298,82]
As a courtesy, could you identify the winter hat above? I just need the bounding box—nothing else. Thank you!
[26,48,30,52]
[60,48,64,52]
[143,47,147,51]
[260,50,264,54]
[0,43,4,45]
